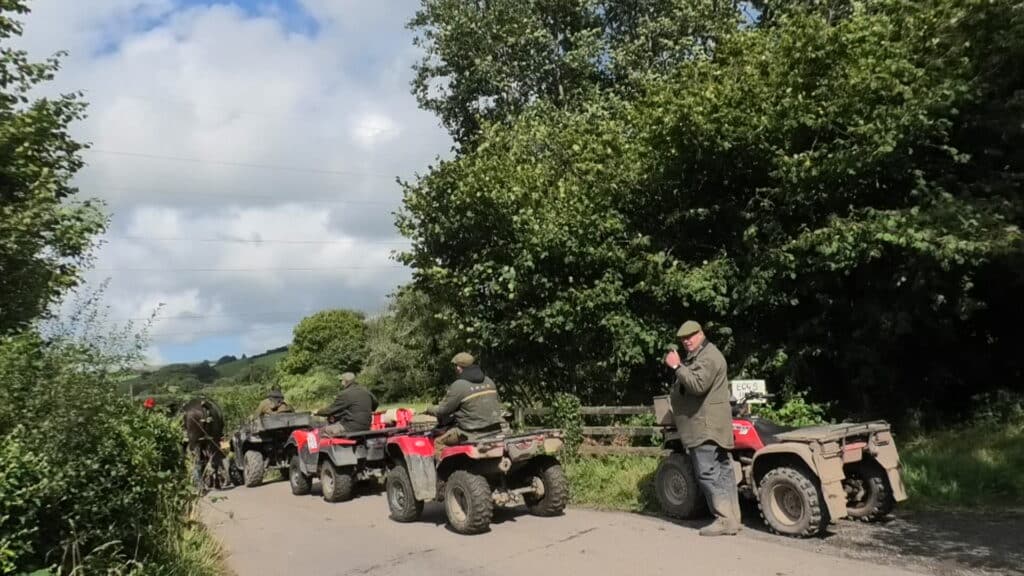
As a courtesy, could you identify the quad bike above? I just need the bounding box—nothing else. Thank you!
[286,408,415,502]
[384,423,569,535]
[653,391,908,537]
[228,411,315,488]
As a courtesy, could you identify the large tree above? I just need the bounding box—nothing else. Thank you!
[0,0,106,335]
[281,309,368,375]
[400,0,1024,422]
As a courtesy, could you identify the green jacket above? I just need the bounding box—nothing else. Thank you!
[315,384,379,432]
[670,341,733,449]
[434,365,505,432]
[255,398,294,416]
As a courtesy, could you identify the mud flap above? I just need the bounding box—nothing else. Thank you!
[870,434,908,502]
[405,454,438,501]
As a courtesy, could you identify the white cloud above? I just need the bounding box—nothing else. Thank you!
[17,0,451,362]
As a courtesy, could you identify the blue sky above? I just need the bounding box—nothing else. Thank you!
[21,0,451,365]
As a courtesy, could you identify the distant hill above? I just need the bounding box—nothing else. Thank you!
[214,347,288,378]
[120,345,289,397]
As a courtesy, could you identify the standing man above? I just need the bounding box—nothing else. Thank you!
[663,320,742,536]
[254,385,294,416]
[315,372,378,435]
[424,352,506,456]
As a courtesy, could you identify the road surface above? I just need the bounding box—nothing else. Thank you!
[200,480,989,576]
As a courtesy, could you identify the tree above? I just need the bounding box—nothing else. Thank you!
[0,0,106,335]
[281,309,368,375]
[408,0,742,147]
[400,0,1024,422]
[360,286,461,401]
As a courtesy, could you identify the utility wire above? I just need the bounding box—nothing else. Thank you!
[103,235,411,246]
[85,149,398,178]
[89,265,405,272]
[97,185,399,205]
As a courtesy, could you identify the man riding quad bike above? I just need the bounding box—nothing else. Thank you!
[653,389,908,537]
[383,352,569,534]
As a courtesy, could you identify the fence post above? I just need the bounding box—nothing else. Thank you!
[514,407,525,430]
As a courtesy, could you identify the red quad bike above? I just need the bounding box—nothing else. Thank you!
[383,426,569,534]
[286,409,414,502]
[653,391,908,538]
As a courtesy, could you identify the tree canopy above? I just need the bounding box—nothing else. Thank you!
[281,309,368,375]
[399,0,1024,422]
[0,0,106,335]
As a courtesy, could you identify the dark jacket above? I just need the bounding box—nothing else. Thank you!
[435,365,505,431]
[316,384,379,432]
[670,341,733,449]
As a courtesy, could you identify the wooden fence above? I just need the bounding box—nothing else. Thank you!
[513,404,667,456]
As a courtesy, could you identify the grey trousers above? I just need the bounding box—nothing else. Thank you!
[690,442,738,516]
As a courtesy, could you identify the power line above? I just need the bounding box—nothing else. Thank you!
[104,235,411,246]
[97,185,399,205]
[85,149,399,178]
[89,265,405,272]
[115,309,320,322]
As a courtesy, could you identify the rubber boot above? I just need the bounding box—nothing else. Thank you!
[700,495,740,537]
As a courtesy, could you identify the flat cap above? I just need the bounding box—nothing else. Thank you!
[451,352,475,367]
[676,320,702,338]
[339,372,356,383]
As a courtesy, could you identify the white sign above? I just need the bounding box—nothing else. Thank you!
[731,379,767,404]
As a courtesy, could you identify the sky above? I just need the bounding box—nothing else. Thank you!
[16,0,453,365]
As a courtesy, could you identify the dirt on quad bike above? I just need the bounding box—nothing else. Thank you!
[652,391,908,538]
[384,423,569,535]
[286,409,415,503]
[228,411,315,488]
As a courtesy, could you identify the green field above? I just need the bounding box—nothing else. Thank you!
[214,350,288,378]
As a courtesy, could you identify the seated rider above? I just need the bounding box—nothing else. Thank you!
[315,372,378,436]
[424,352,506,455]
[255,385,294,416]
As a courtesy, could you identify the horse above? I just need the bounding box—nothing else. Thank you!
[181,396,227,491]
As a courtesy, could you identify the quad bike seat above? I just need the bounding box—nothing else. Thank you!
[751,418,797,445]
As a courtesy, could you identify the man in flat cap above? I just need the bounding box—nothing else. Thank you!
[663,320,742,536]
[316,371,378,436]
[255,385,294,416]
[425,352,506,456]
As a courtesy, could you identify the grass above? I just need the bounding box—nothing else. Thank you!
[150,522,226,576]
[900,418,1024,510]
[565,456,660,513]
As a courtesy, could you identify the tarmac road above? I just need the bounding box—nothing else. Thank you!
[201,480,935,576]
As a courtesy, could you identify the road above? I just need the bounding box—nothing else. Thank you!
[201,480,973,576]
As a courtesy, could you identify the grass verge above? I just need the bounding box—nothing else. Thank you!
[900,418,1024,510]
[565,456,660,513]
[561,418,1024,513]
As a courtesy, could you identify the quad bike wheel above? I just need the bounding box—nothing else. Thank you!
[757,466,828,537]
[444,470,493,534]
[228,462,245,487]
[289,455,311,496]
[524,458,569,517]
[655,452,707,519]
[243,450,266,488]
[843,460,895,521]
[386,463,424,522]
[320,462,355,503]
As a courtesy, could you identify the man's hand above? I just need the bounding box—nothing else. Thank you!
[664,349,682,370]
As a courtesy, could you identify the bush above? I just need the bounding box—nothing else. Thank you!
[751,391,830,427]
[0,332,212,574]
[546,393,583,461]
